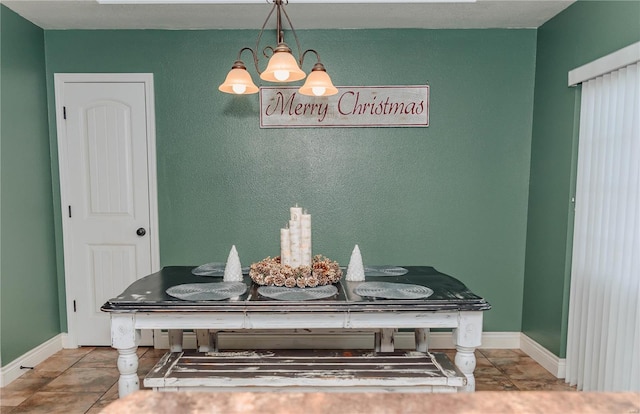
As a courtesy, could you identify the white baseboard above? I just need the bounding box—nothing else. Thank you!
[520,333,566,378]
[0,334,64,387]
[154,330,521,351]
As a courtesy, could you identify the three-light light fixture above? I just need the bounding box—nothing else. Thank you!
[218,0,338,97]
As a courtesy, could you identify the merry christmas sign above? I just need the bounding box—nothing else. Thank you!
[259,85,429,128]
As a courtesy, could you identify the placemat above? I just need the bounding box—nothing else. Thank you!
[354,282,433,299]
[257,285,338,301]
[166,282,247,301]
[192,262,249,277]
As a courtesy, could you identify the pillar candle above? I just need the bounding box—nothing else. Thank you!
[289,218,301,267]
[280,227,291,266]
[300,213,312,266]
[290,205,303,222]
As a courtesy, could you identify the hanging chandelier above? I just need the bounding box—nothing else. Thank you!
[218,0,338,97]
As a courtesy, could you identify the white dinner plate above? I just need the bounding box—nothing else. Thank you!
[166,282,247,301]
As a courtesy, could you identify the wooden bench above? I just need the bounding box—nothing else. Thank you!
[144,349,466,393]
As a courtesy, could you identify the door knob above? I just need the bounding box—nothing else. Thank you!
[136,227,146,236]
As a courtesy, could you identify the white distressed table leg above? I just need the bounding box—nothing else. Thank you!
[455,345,477,391]
[453,311,483,392]
[375,328,396,352]
[168,329,183,352]
[415,328,430,352]
[110,314,140,398]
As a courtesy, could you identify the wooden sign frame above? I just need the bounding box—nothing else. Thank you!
[259,85,429,128]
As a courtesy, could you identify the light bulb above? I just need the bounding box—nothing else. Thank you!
[231,83,247,95]
[312,87,326,96]
[232,84,247,94]
[274,70,290,81]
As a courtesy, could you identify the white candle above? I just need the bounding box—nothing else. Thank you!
[280,228,291,266]
[300,213,312,266]
[282,250,292,266]
[289,218,301,267]
[290,205,303,222]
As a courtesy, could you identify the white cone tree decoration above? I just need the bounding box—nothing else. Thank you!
[346,244,365,281]
[223,245,243,282]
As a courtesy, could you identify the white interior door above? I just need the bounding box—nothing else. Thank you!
[55,74,159,346]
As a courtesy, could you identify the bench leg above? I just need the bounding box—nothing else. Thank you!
[375,328,396,352]
[196,329,208,352]
[168,329,183,352]
[415,328,430,352]
[208,331,219,352]
[196,329,219,352]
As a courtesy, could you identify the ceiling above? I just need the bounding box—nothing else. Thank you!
[2,0,575,30]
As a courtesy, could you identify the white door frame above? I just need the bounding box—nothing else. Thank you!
[54,73,160,348]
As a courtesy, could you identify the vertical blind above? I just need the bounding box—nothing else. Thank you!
[566,62,639,391]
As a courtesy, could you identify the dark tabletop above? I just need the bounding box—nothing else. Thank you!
[101,266,491,313]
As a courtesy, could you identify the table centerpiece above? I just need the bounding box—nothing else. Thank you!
[249,205,342,288]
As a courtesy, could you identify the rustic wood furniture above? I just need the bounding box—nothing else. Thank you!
[101,266,490,397]
[144,349,466,392]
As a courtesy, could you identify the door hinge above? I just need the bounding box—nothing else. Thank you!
[73,300,77,312]
[68,205,72,218]
[63,106,67,120]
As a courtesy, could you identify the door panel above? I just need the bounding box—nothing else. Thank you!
[85,102,135,216]
[90,244,137,308]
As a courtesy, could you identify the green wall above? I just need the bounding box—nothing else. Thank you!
[523,0,640,357]
[0,5,60,365]
[44,29,537,334]
[12,1,636,364]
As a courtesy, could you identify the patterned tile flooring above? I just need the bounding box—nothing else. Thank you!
[0,347,576,413]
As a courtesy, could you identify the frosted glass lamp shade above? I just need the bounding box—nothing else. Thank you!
[219,62,259,95]
[260,45,306,83]
[299,66,338,96]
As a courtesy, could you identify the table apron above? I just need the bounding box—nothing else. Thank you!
[131,313,246,330]
[124,311,463,330]
[347,311,459,329]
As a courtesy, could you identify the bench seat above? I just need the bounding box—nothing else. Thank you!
[144,349,466,393]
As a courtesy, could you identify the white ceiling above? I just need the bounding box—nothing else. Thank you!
[2,0,575,30]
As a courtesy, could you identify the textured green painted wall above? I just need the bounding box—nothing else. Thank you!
[44,28,536,333]
[523,0,640,357]
[1,5,60,365]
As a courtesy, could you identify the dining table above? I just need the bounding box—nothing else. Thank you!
[101,265,491,397]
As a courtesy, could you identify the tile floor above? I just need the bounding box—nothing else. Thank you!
[0,347,576,413]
